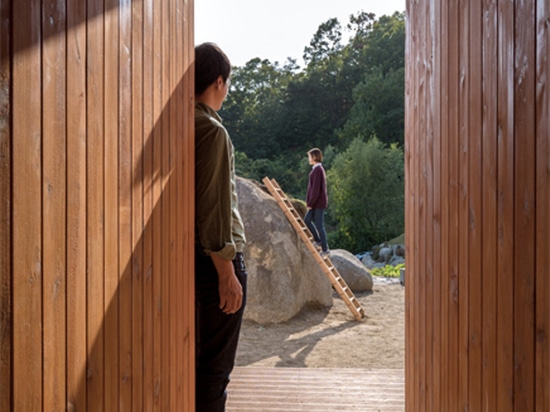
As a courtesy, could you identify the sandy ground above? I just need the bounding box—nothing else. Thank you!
[235,278,405,369]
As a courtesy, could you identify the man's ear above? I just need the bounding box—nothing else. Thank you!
[215,75,225,89]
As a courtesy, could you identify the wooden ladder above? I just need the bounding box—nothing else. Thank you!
[262,177,365,321]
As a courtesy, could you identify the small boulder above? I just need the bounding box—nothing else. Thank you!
[329,249,373,292]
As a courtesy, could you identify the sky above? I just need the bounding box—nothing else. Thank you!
[195,0,406,67]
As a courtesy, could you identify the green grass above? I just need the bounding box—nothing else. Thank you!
[387,233,405,245]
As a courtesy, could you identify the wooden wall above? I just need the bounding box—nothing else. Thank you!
[405,0,549,411]
[0,0,195,410]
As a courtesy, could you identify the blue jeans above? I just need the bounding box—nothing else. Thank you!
[195,251,247,412]
[305,208,328,252]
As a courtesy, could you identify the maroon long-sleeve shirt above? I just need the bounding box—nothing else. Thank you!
[306,163,328,209]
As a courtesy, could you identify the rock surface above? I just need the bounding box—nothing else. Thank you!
[329,249,374,292]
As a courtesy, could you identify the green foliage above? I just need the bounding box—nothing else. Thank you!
[327,137,404,252]
[371,263,405,278]
[339,67,405,147]
[222,11,405,253]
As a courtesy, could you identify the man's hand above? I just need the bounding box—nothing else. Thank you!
[210,254,243,314]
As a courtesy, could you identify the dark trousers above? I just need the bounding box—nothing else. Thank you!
[195,251,247,412]
[305,208,328,252]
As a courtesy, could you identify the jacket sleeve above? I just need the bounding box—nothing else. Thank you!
[195,122,236,260]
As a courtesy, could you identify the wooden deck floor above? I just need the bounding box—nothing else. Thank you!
[226,367,405,411]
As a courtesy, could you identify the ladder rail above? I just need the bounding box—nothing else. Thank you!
[262,177,365,321]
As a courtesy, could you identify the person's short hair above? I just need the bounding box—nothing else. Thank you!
[308,148,323,162]
[195,42,231,95]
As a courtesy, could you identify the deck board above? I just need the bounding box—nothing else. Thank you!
[227,367,404,411]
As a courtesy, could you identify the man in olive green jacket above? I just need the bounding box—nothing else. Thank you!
[194,42,247,412]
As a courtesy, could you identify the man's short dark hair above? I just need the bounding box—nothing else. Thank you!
[195,42,231,95]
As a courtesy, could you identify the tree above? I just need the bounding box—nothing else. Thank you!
[221,58,298,158]
[303,18,343,67]
[327,137,404,252]
[337,12,405,147]
[338,67,405,147]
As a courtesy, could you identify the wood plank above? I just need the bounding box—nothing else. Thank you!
[86,1,105,410]
[142,0,155,409]
[168,0,178,406]
[161,0,172,407]
[434,2,450,407]
[457,1,471,410]
[66,0,88,409]
[481,1,499,410]
[42,1,68,409]
[496,0,515,410]
[467,1,483,410]
[227,368,404,412]
[535,1,550,410]
[152,0,164,409]
[404,2,417,410]
[417,1,428,409]
[447,1,461,410]
[177,0,191,410]
[513,1,536,410]
[186,2,196,409]
[131,0,145,408]
[183,2,193,410]
[118,0,133,409]
[429,1,442,410]
[12,0,43,409]
[0,0,11,409]
[104,1,120,410]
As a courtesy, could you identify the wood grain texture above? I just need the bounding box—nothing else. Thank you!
[6,0,196,410]
[405,0,549,410]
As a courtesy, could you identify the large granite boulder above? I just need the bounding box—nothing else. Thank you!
[236,177,333,324]
[329,249,374,292]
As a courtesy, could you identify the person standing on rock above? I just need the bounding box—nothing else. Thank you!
[305,148,330,257]
[194,42,247,412]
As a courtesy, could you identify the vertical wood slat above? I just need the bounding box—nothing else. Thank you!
[66,0,87,408]
[152,0,164,409]
[42,1,68,410]
[467,1,483,410]
[175,0,186,407]
[131,0,145,409]
[438,0,450,408]
[429,0,442,410]
[457,0,470,410]
[161,0,172,409]
[188,3,196,410]
[0,0,11,410]
[104,1,120,410]
[481,0,499,410]
[496,0,515,409]
[118,0,133,410]
[184,1,196,410]
[142,0,155,410]
[535,2,550,411]
[169,0,179,404]
[447,1,460,411]
[417,0,427,409]
[513,1,536,411]
[12,0,43,410]
[423,0,436,406]
[86,1,106,410]
[403,1,416,410]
